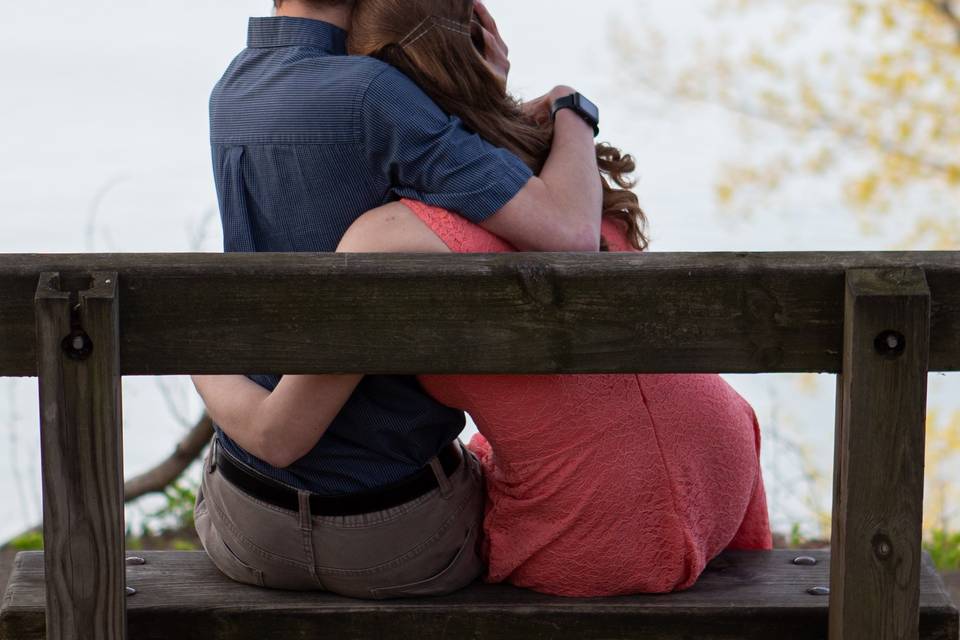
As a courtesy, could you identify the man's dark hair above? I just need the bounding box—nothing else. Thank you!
[274,0,355,7]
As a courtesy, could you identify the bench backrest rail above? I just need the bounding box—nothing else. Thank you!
[1,252,958,640]
[2,252,960,376]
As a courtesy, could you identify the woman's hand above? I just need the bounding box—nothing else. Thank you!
[474,1,510,87]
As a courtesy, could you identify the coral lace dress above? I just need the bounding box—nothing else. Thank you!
[404,200,773,597]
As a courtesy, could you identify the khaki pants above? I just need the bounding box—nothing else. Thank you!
[195,439,485,599]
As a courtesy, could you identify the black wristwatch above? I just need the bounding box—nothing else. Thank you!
[551,92,600,137]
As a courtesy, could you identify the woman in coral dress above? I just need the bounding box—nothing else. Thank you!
[376,201,773,596]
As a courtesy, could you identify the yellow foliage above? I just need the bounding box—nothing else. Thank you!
[848,175,881,207]
[716,183,735,204]
[949,165,960,186]
[618,0,960,249]
[795,374,820,395]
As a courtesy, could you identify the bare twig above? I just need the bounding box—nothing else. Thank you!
[925,0,960,42]
[187,206,219,252]
[123,413,213,502]
[5,383,37,525]
[154,377,196,429]
[84,175,129,252]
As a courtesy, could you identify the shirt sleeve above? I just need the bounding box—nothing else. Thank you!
[360,66,533,223]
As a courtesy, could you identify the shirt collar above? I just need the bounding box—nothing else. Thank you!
[247,17,348,54]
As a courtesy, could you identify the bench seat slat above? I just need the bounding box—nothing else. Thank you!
[2,550,957,640]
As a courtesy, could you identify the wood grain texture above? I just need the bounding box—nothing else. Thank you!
[830,269,932,640]
[2,551,956,640]
[34,273,126,640]
[1,253,959,377]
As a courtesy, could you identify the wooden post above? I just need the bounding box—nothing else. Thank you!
[830,268,931,640]
[35,272,125,640]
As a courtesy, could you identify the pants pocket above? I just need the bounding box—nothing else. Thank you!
[196,493,265,588]
[208,530,265,587]
[369,525,482,600]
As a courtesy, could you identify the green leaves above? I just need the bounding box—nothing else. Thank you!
[924,529,960,571]
[7,531,43,551]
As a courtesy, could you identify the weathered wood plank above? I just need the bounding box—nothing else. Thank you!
[2,550,957,640]
[830,269,932,640]
[34,273,126,640]
[0,253,959,377]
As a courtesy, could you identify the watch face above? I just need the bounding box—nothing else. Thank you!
[574,94,600,124]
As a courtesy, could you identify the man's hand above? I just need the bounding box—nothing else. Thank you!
[474,1,510,88]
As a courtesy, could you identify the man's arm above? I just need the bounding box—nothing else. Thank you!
[469,8,604,251]
[480,86,603,251]
[362,69,603,252]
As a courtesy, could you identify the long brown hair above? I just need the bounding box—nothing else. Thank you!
[347,0,649,251]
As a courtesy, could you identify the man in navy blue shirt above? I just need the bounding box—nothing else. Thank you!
[192,0,602,598]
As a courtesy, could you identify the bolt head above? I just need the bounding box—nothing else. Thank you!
[874,330,906,358]
[872,532,894,560]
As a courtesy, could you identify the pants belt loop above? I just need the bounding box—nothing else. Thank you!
[298,490,312,532]
[297,490,322,589]
[430,456,454,499]
[207,437,218,474]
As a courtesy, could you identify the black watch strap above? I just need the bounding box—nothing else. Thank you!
[551,93,600,137]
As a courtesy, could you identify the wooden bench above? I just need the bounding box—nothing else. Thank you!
[1,252,959,639]
[2,551,956,640]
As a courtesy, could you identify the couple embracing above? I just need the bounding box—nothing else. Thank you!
[191,0,772,601]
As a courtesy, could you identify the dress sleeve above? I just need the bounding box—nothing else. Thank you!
[400,199,516,253]
[361,67,533,224]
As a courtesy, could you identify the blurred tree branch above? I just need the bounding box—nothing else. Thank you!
[927,0,960,40]
[3,412,212,546]
[123,413,213,502]
[3,181,220,548]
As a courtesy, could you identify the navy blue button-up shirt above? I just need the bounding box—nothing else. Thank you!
[210,17,532,495]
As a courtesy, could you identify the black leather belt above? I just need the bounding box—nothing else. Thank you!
[215,441,462,517]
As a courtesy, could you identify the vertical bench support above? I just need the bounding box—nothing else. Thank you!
[35,272,126,640]
[830,268,931,640]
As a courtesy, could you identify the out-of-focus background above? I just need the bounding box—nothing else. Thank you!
[1,0,958,579]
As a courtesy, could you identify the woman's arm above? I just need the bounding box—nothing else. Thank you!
[337,202,451,254]
[193,203,448,469]
[192,373,361,468]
